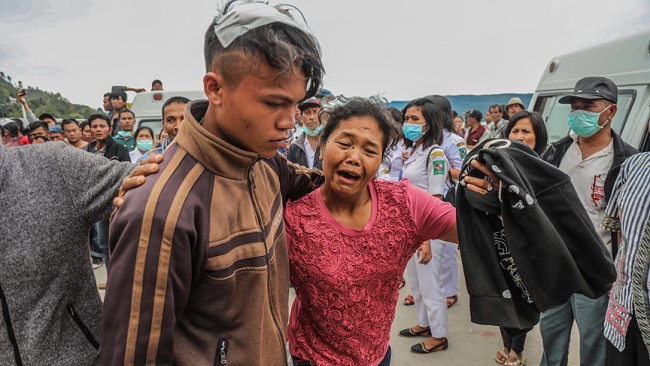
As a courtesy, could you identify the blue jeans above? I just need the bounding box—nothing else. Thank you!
[91,219,110,270]
[292,345,391,366]
[89,223,103,260]
[539,293,608,366]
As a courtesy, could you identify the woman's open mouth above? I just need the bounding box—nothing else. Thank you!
[337,170,361,182]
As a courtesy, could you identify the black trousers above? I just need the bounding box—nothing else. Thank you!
[500,327,530,353]
[605,315,650,366]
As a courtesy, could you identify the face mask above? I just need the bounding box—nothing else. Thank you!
[568,106,610,138]
[117,131,131,138]
[137,139,153,151]
[302,124,323,137]
[402,123,426,141]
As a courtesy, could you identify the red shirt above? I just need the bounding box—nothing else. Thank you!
[466,124,487,146]
[285,179,456,365]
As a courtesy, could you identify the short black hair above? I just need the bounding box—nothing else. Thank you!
[203,2,323,99]
[79,120,90,131]
[61,118,79,128]
[110,91,128,102]
[134,126,154,140]
[427,95,456,134]
[88,113,110,127]
[103,92,112,98]
[27,121,49,133]
[152,79,162,87]
[489,104,503,114]
[402,98,444,149]
[11,118,24,129]
[118,109,135,120]
[162,96,191,118]
[504,110,548,155]
[320,96,399,164]
[386,106,403,125]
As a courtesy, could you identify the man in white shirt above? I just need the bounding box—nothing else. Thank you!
[287,98,323,169]
[538,76,638,366]
[487,104,507,138]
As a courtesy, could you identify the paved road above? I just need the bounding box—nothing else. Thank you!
[96,251,581,365]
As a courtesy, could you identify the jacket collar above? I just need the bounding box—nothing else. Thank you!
[174,100,259,181]
[89,135,115,152]
[291,131,307,152]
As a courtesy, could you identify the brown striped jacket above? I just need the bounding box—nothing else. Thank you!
[101,100,323,366]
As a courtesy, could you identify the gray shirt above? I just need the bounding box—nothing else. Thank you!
[0,142,133,365]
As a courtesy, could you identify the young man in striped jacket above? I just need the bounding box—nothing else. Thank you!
[101,2,324,365]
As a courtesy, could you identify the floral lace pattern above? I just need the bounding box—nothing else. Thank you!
[287,180,423,365]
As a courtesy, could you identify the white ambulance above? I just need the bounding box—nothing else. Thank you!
[129,90,206,135]
[531,29,650,151]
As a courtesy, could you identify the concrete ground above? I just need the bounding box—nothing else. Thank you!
[95,251,581,365]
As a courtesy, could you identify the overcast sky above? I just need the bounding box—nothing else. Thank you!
[1,0,649,109]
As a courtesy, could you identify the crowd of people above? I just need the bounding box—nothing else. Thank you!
[1,1,650,366]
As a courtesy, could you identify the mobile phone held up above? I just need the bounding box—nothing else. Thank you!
[18,81,26,96]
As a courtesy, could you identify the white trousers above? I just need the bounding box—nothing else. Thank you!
[441,241,458,297]
[406,239,447,338]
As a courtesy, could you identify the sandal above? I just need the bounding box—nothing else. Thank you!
[399,277,406,289]
[495,348,508,364]
[446,295,458,308]
[410,338,448,353]
[404,294,414,306]
[399,327,431,337]
[504,352,526,366]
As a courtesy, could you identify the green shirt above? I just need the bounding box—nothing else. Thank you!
[114,135,136,151]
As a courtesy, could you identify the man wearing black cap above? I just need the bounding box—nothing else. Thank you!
[538,76,638,366]
[288,97,323,169]
[464,109,488,149]
[0,118,23,147]
[39,113,58,127]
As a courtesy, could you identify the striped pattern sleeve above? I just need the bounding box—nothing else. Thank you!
[101,146,211,366]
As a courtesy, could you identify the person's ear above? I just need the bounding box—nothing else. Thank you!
[607,104,618,122]
[204,71,225,107]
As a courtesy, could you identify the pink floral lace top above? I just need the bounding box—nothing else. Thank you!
[285,179,456,365]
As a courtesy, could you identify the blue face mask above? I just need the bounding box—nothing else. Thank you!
[302,124,323,137]
[402,123,426,141]
[137,139,153,151]
[117,130,131,138]
[568,106,610,138]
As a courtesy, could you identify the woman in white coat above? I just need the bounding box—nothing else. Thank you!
[398,97,452,354]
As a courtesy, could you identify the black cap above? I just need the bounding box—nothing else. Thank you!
[559,76,618,104]
[0,119,19,137]
[299,97,322,111]
[463,109,482,121]
[38,113,57,121]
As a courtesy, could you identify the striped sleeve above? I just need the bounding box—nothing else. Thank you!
[101,147,210,366]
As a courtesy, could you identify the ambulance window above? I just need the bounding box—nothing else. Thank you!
[138,119,163,135]
[533,96,556,122]
[544,102,571,143]
[611,93,633,134]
